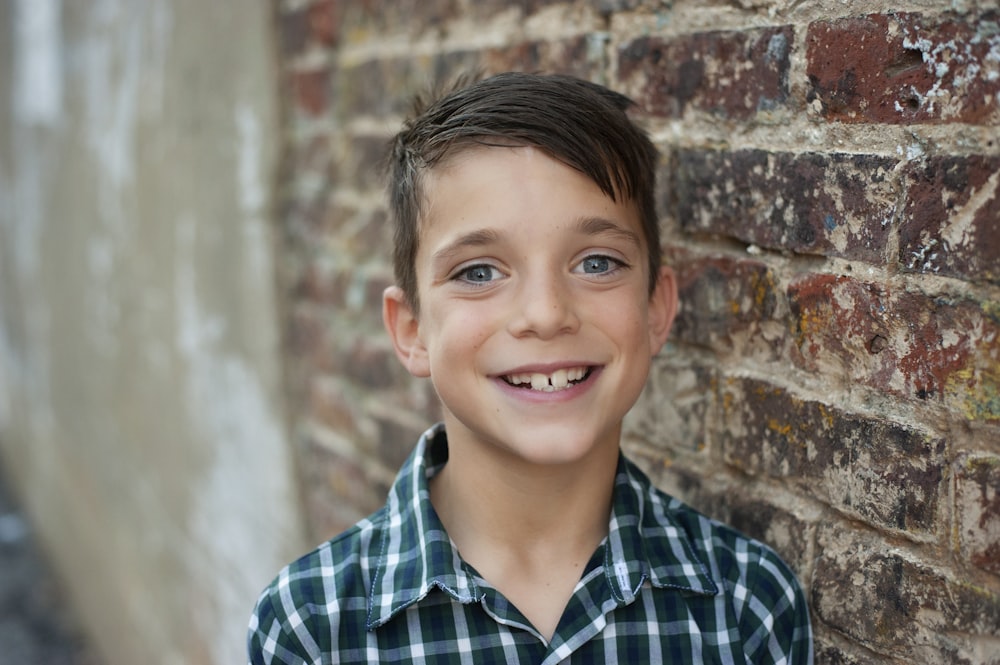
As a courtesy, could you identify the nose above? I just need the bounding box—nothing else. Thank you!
[506,270,580,339]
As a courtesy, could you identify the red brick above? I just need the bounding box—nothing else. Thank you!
[806,12,1000,124]
[813,527,1000,661]
[900,155,1000,285]
[673,149,897,263]
[955,454,1000,575]
[789,274,1000,422]
[618,26,793,119]
[720,378,945,534]
[291,67,331,117]
[308,0,341,47]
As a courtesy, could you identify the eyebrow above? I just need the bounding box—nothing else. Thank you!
[430,228,502,266]
[576,216,643,248]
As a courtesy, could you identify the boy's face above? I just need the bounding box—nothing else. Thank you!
[384,146,677,468]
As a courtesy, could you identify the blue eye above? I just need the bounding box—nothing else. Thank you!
[456,264,500,283]
[579,255,625,275]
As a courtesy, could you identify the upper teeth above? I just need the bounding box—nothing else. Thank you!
[506,367,588,392]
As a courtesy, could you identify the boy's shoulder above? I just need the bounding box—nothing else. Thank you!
[249,507,388,649]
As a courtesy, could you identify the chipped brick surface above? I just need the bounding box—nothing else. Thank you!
[618,27,793,119]
[900,155,1000,285]
[720,378,945,534]
[788,274,1000,422]
[813,528,1000,662]
[955,454,1000,575]
[806,11,1000,124]
[668,250,785,357]
[673,149,898,263]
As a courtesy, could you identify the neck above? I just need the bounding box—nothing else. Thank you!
[429,427,619,565]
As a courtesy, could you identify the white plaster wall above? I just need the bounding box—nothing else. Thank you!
[0,1,307,663]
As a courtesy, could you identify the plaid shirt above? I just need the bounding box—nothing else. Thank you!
[248,424,813,664]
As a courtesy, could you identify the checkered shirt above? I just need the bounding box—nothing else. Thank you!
[248,423,813,664]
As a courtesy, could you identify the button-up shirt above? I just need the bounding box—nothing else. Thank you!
[248,424,813,664]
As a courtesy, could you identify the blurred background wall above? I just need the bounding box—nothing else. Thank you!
[0,1,306,663]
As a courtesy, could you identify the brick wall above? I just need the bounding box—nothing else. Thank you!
[273,1,999,662]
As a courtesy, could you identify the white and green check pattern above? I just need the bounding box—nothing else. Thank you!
[248,424,813,664]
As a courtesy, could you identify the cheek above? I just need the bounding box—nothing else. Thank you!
[426,306,493,354]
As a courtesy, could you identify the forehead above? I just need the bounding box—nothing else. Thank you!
[418,145,639,233]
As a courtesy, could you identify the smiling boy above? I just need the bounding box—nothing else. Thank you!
[248,72,813,664]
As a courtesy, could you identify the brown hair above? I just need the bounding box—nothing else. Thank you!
[385,72,661,311]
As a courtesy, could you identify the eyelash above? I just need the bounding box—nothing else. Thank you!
[576,254,628,276]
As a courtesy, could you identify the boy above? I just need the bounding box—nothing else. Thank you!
[248,72,813,664]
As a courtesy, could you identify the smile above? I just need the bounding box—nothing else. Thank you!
[502,367,592,392]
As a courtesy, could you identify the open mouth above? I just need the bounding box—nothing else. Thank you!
[501,366,593,392]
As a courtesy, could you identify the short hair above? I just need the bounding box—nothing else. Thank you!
[385,71,661,311]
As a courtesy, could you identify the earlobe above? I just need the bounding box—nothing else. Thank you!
[648,266,678,353]
[382,286,431,378]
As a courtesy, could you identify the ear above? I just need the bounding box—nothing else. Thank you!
[647,265,678,354]
[383,286,431,378]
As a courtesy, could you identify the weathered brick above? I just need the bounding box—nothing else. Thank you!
[309,378,360,435]
[308,0,340,47]
[483,35,608,81]
[337,0,458,38]
[721,377,945,534]
[332,51,481,119]
[667,249,785,356]
[673,149,897,263]
[338,339,400,391]
[955,454,1000,575]
[288,305,337,373]
[290,66,331,117]
[812,640,877,665]
[374,415,425,473]
[900,155,1000,285]
[813,527,1000,662]
[333,35,612,121]
[628,356,714,454]
[300,442,388,540]
[806,12,1000,124]
[278,5,311,57]
[293,260,349,306]
[618,26,793,119]
[340,133,391,193]
[789,274,1000,422]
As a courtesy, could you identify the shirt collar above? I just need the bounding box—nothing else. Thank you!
[366,424,479,630]
[604,455,719,602]
[366,425,717,630]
